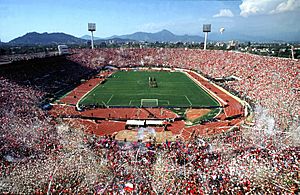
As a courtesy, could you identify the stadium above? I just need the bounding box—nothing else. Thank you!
[1,47,299,194]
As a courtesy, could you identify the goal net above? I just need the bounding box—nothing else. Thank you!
[141,99,159,107]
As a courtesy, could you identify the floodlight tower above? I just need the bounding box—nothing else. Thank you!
[88,23,96,49]
[203,24,211,50]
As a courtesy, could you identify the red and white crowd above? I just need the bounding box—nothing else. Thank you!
[0,48,298,194]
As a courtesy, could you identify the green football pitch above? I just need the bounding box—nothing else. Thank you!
[78,71,220,107]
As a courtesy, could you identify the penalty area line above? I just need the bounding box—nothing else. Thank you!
[185,95,192,106]
[106,94,114,105]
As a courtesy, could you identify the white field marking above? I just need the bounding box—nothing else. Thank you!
[164,100,170,105]
[106,94,114,104]
[184,95,192,106]
[159,100,170,105]
[129,100,132,105]
[101,101,107,107]
[183,71,226,106]
[214,108,223,119]
[76,75,111,110]
[80,95,88,103]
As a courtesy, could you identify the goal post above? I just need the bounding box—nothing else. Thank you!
[141,99,159,107]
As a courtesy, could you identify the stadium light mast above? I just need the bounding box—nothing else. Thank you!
[88,23,96,49]
[203,24,211,50]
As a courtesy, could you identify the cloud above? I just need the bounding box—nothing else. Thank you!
[213,9,234,18]
[271,0,300,14]
[240,0,300,17]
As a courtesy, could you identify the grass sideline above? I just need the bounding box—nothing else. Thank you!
[79,71,220,108]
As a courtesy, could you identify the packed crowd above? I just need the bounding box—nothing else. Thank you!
[0,122,298,194]
[0,56,98,192]
[0,55,99,95]
[0,48,299,193]
[0,78,60,183]
[0,51,57,62]
[87,128,299,194]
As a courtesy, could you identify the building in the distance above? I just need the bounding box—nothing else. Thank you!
[227,40,238,50]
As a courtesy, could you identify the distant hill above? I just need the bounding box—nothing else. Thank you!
[9,32,85,45]
[81,35,133,43]
[107,29,204,43]
[81,35,102,40]
[95,38,135,44]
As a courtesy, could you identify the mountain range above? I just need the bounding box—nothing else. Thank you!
[7,30,206,45]
[107,29,203,42]
[81,29,204,42]
[3,29,299,45]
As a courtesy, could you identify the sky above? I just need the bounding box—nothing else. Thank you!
[0,0,300,42]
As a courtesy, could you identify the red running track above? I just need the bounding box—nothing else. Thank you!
[59,72,111,105]
[50,105,177,120]
[186,71,244,119]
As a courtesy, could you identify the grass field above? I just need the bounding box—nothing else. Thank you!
[79,71,220,107]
